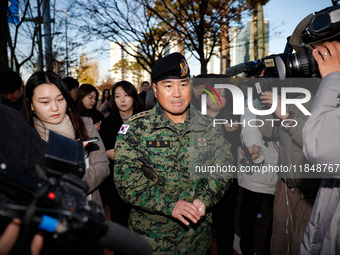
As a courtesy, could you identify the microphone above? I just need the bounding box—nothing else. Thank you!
[226,60,267,77]
[99,221,152,255]
[225,63,247,77]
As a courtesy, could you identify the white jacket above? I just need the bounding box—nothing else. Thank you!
[237,99,278,195]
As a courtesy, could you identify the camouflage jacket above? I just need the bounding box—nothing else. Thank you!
[114,103,233,254]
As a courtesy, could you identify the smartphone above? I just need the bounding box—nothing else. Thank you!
[80,137,99,143]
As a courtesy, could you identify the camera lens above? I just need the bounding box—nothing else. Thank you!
[278,50,318,77]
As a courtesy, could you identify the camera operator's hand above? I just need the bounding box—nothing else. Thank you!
[171,200,201,226]
[313,41,340,78]
[240,145,260,163]
[0,219,43,255]
[260,91,288,119]
[224,122,238,132]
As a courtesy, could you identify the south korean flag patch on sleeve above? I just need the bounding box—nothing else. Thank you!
[118,124,130,135]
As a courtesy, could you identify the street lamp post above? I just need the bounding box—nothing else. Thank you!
[53,9,68,76]
[43,0,53,71]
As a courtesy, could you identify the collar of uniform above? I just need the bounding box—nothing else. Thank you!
[149,103,211,132]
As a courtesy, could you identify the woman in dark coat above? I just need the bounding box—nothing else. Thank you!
[76,84,104,131]
[99,80,144,227]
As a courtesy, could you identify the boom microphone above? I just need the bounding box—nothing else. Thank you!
[226,59,267,77]
[99,221,152,255]
[225,63,247,77]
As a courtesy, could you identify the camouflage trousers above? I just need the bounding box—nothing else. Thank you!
[128,209,212,255]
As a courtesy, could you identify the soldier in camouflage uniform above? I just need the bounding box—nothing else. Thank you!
[114,52,233,254]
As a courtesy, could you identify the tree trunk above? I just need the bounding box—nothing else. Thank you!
[200,58,208,75]
[0,0,9,71]
[221,23,231,73]
[220,2,230,74]
[253,4,258,60]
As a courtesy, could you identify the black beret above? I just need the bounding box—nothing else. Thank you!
[151,52,190,83]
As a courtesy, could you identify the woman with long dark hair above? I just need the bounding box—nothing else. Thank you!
[97,88,111,118]
[22,71,109,208]
[99,80,144,227]
[76,84,104,131]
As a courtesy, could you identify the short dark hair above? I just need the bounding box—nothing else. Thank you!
[141,81,150,86]
[62,77,79,92]
[0,70,22,94]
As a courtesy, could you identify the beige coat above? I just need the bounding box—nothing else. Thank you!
[82,117,110,207]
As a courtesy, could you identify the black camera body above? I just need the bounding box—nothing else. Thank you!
[0,132,106,242]
[0,132,153,255]
[0,163,106,239]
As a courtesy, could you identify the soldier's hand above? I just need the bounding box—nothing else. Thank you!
[193,199,206,219]
[171,200,200,226]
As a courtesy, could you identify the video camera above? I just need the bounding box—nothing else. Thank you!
[0,132,152,255]
[226,2,340,81]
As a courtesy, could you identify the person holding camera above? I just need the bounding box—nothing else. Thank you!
[0,70,24,111]
[0,103,47,254]
[0,218,43,255]
[300,41,340,255]
[256,83,321,254]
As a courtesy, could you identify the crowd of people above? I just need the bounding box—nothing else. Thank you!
[0,40,340,255]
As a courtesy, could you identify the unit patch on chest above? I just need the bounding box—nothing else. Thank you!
[146,140,170,147]
[197,138,207,146]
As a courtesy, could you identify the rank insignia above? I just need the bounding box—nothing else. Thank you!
[146,140,170,147]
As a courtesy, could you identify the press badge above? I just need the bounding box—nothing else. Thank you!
[118,124,130,135]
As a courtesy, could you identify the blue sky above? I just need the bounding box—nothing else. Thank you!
[264,0,330,54]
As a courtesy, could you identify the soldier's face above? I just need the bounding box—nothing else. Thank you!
[153,78,190,122]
